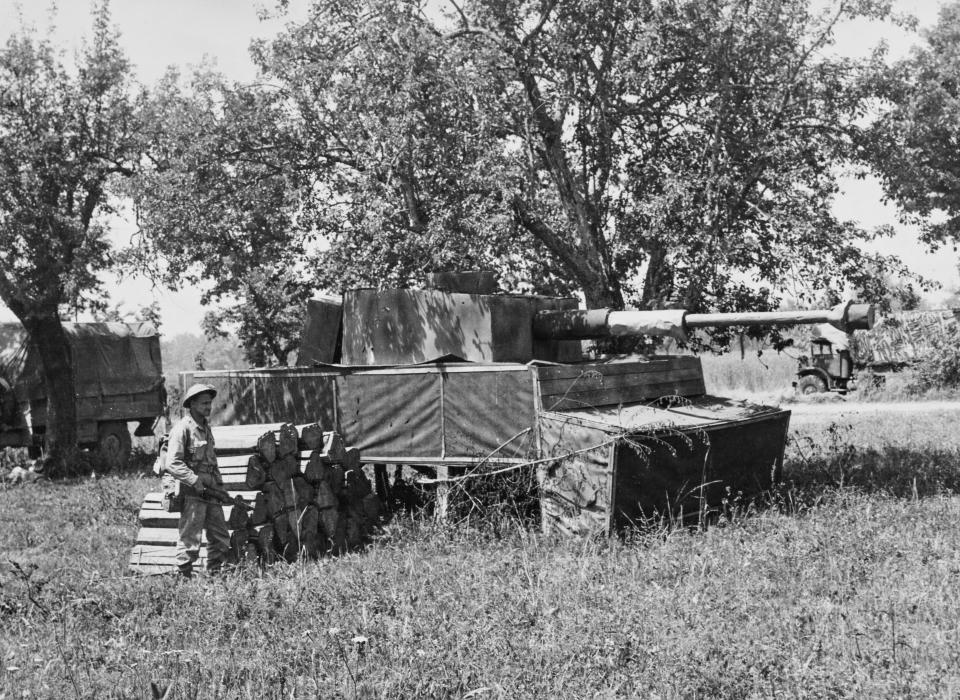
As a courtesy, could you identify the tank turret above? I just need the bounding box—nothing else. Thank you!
[336,272,874,365]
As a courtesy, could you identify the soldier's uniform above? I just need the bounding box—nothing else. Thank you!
[162,387,231,576]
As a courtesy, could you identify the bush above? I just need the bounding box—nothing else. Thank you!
[910,337,960,393]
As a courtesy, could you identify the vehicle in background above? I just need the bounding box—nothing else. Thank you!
[0,322,165,467]
[794,308,960,394]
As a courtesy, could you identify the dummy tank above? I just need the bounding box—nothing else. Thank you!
[181,273,874,535]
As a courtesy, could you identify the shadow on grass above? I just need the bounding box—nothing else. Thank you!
[778,442,960,503]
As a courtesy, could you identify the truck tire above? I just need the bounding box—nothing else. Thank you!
[797,375,827,395]
[97,421,132,470]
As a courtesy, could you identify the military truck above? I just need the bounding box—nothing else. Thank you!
[794,308,960,394]
[0,322,165,467]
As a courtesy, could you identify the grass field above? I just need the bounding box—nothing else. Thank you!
[2,408,960,698]
[699,349,960,402]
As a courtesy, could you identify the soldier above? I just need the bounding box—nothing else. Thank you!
[162,383,231,577]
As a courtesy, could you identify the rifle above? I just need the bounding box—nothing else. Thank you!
[202,485,253,511]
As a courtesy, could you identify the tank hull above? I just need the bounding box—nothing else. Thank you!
[180,357,788,535]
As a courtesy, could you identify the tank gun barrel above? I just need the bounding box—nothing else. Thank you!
[533,301,874,341]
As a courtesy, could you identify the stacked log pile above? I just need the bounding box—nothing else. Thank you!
[129,422,382,575]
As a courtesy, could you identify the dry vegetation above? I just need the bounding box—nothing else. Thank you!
[2,408,960,698]
[699,349,960,402]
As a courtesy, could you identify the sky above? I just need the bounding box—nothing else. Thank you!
[0,0,955,335]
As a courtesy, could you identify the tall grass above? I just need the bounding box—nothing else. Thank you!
[3,410,960,697]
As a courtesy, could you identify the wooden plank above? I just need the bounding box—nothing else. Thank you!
[138,510,180,528]
[126,563,177,575]
[538,366,705,396]
[542,376,706,403]
[136,528,188,545]
[128,554,207,567]
[129,543,208,558]
[536,357,701,382]
[135,527,252,545]
[541,378,707,411]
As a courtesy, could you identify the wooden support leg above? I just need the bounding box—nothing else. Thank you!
[434,465,449,523]
[373,463,390,504]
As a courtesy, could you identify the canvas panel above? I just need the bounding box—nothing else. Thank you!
[14,322,161,401]
[342,289,579,365]
[611,410,790,530]
[297,298,342,366]
[187,369,339,428]
[442,368,538,461]
[336,370,442,459]
[537,414,615,536]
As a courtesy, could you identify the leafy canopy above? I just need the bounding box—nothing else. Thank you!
[131,0,914,359]
[866,1,960,248]
[0,6,138,321]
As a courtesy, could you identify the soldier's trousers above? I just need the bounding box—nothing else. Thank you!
[176,496,231,573]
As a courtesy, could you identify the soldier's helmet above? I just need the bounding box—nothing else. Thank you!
[182,383,217,408]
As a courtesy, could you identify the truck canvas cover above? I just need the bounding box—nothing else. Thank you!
[11,322,163,401]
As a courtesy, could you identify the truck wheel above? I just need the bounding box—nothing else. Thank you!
[797,375,827,395]
[97,422,132,470]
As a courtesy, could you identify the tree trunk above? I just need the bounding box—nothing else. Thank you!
[581,276,623,310]
[640,242,673,309]
[20,314,78,477]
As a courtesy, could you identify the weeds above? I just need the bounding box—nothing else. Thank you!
[2,413,960,697]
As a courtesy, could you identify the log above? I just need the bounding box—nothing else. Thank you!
[300,423,324,451]
[244,541,259,565]
[227,502,249,530]
[332,513,348,554]
[362,493,383,523]
[257,523,277,564]
[345,513,363,549]
[273,512,291,548]
[258,431,278,463]
[301,451,329,483]
[245,454,267,490]
[322,431,345,463]
[298,505,322,559]
[250,492,269,526]
[345,466,372,500]
[314,480,338,509]
[229,529,248,563]
[273,454,300,481]
[318,507,339,542]
[264,482,285,517]
[343,446,360,471]
[282,476,315,511]
[278,423,299,458]
[329,464,345,495]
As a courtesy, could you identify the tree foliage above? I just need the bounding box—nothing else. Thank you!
[866,1,960,248]
[131,0,911,359]
[253,0,905,313]
[0,4,139,473]
[125,69,315,365]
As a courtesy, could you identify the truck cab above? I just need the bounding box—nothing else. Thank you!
[795,337,854,394]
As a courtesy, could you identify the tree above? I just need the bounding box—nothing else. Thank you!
[125,69,316,365]
[0,4,139,474]
[132,0,910,357]
[865,2,960,249]
[252,0,906,315]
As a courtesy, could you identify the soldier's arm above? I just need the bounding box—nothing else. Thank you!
[165,423,202,488]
